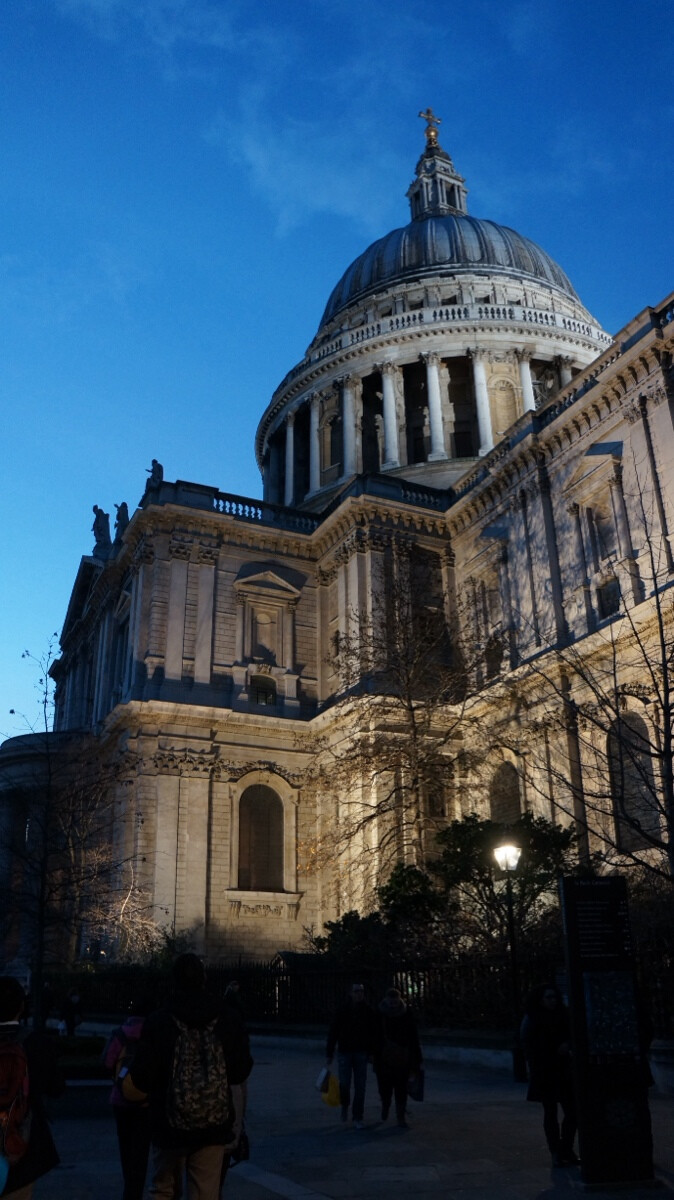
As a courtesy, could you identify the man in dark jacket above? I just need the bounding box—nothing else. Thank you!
[0,975,64,1199]
[326,983,379,1128]
[127,954,252,1199]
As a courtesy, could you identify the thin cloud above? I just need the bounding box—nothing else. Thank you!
[206,102,408,237]
[55,0,239,51]
[468,120,617,222]
[488,0,561,55]
[0,242,150,327]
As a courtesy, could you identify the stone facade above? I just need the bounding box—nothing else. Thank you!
[2,119,673,964]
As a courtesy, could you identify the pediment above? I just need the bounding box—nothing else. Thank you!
[564,440,623,498]
[60,557,104,641]
[233,562,304,599]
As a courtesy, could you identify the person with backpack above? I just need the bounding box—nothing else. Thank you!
[125,954,253,1200]
[0,975,64,1199]
[103,993,154,1200]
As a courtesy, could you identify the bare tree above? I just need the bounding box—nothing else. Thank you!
[500,467,674,880]
[0,641,163,1022]
[303,547,490,909]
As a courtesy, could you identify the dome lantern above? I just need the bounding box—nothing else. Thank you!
[407,107,468,220]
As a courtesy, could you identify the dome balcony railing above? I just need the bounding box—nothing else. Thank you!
[303,301,611,366]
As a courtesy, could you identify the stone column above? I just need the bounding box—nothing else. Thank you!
[569,502,595,631]
[234,596,245,663]
[268,439,283,505]
[496,545,519,669]
[341,376,357,477]
[92,609,111,721]
[609,467,632,562]
[559,357,573,387]
[610,464,643,605]
[538,467,569,645]
[380,363,400,467]
[175,773,209,949]
[194,554,215,685]
[423,352,448,459]
[309,394,320,492]
[282,602,295,671]
[517,352,537,413]
[129,546,153,697]
[165,550,189,680]
[153,775,179,931]
[336,561,348,652]
[471,352,494,455]
[638,395,674,572]
[284,413,295,506]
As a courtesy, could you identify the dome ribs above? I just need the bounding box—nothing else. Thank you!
[318,213,583,329]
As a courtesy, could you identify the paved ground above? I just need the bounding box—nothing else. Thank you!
[39,1036,674,1200]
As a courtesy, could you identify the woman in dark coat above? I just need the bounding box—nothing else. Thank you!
[520,983,578,1166]
[374,988,422,1128]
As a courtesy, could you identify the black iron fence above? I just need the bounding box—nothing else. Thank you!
[47,947,674,1037]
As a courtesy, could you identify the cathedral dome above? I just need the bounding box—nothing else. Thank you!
[257,111,611,509]
[319,213,580,331]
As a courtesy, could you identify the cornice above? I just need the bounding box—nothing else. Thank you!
[150,747,305,784]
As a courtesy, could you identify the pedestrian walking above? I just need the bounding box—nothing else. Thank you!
[326,983,379,1129]
[374,987,422,1128]
[0,975,65,1199]
[103,994,153,1200]
[520,983,579,1167]
[125,953,253,1199]
[60,988,82,1037]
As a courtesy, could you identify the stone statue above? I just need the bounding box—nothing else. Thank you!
[114,501,129,541]
[145,459,163,491]
[92,505,111,552]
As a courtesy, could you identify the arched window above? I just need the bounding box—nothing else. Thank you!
[238,785,284,891]
[489,762,521,825]
[608,714,659,851]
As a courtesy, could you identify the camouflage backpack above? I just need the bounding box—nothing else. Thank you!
[166,1018,230,1132]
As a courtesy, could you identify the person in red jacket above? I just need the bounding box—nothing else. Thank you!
[0,976,64,1199]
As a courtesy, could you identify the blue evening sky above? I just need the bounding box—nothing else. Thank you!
[2,0,672,734]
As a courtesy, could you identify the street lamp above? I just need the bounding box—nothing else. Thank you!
[493,841,527,1081]
[493,843,521,874]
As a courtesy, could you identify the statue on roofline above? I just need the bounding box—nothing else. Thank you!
[114,501,129,541]
[92,505,111,558]
[144,458,164,492]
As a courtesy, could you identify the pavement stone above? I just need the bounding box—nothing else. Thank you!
[36,1035,674,1200]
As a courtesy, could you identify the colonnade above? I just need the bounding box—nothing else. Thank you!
[268,350,571,506]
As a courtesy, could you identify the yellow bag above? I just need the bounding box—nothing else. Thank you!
[321,1071,340,1107]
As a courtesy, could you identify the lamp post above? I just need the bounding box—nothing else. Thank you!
[493,841,527,1081]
